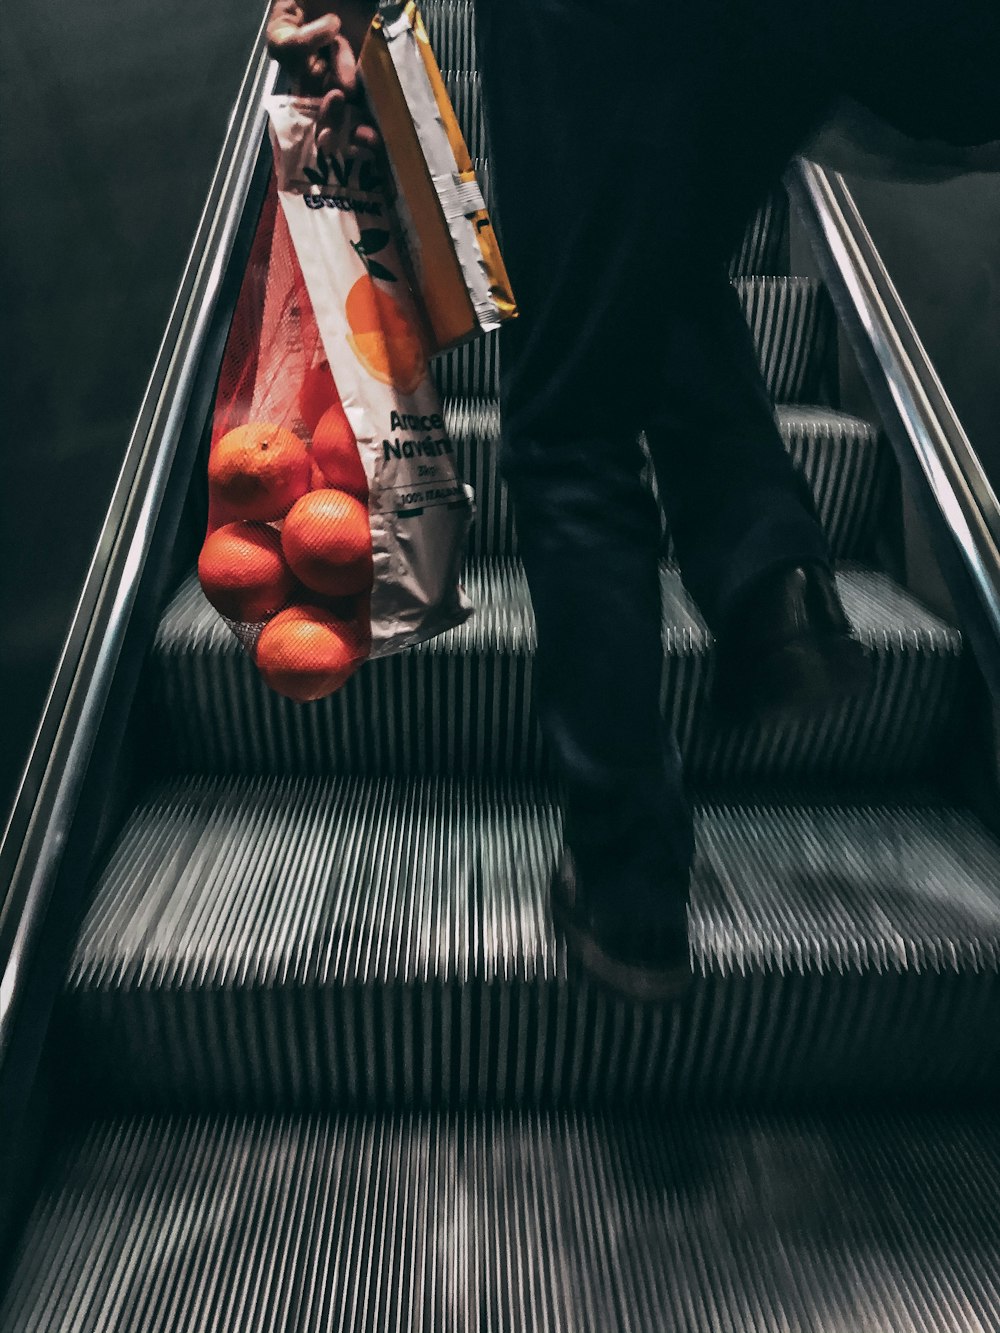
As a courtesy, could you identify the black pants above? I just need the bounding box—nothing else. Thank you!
[472,0,1000,904]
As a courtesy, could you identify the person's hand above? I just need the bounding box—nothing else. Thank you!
[267,0,380,156]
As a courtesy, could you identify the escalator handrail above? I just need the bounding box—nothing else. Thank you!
[787,159,1000,693]
[0,14,278,1060]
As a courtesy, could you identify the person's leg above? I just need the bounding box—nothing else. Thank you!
[474,0,697,994]
[471,0,855,991]
[626,2,873,718]
[629,1,842,629]
[646,270,830,630]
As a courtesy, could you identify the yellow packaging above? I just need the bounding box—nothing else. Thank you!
[359,1,517,354]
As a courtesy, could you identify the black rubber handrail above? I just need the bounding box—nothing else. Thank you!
[788,158,1000,698]
[0,13,278,1060]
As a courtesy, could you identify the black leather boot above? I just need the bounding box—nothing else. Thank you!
[713,562,874,724]
[550,851,692,1003]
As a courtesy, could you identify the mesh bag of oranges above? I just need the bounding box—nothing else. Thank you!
[199,140,474,702]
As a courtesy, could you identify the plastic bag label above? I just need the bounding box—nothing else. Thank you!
[267,94,474,656]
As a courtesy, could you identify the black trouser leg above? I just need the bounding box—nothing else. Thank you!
[644,270,830,631]
[473,0,839,903]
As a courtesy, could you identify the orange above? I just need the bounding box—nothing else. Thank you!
[208,423,309,521]
[256,604,365,702]
[346,274,427,395]
[311,402,368,499]
[198,522,295,623]
[281,489,373,597]
[299,359,340,435]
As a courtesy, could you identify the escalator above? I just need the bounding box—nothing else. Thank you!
[4,3,1000,1327]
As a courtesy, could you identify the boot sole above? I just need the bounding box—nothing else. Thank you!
[715,632,874,726]
[551,890,692,1005]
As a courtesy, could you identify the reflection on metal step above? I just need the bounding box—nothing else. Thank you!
[434,276,835,403]
[149,565,962,781]
[62,776,1000,1109]
[7,1109,1000,1331]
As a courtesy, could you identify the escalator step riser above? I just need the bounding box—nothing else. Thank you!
[8,1111,1000,1333]
[64,969,1000,1111]
[434,277,833,403]
[60,778,1000,1111]
[453,400,891,561]
[149,568,962,781]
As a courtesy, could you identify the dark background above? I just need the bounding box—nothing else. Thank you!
[846,173,1000,485]
[0,0,264,821]
[1,3,999,832]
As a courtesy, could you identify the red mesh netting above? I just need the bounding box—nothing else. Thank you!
[199,175,372,703]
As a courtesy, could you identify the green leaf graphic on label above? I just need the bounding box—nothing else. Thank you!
[365,258,397,283]
[330,156,353,188]
[303,166,326,187]
[358,229,391,256]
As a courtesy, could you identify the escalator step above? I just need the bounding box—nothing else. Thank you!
[423,0,478,72]
[433,276,833,402]
[62,776,1000,1108]
[7,1109,1000,1331]
[149,565,962,782]
[451,399,890,560]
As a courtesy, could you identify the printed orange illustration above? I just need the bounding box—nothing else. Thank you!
[208,423,310,522]
[198,522,296,623]
[255,604,364,702]
[311,402,368,499]
[346,274,427,396]
[281,488,374,597]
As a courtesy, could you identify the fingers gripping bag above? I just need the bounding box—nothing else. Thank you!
[198,115,474,703]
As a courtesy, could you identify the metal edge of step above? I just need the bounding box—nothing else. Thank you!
[155,564,961,663]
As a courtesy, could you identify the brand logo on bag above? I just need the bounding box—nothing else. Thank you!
[302,148,384,215]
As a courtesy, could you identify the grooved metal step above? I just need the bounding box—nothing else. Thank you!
[60,776,1000,1109]
[434,276,834,403]
[451,398,890,560]
[7,1109,1000,1331]
[424,0,478,72]
[149,565,962,781]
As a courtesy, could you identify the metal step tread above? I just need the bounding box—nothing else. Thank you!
[150,563,963,783]
[448,398,891,561]
[6,1108,1000,1331]
[69,777,1000,993]
[60,777,1000,1107]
